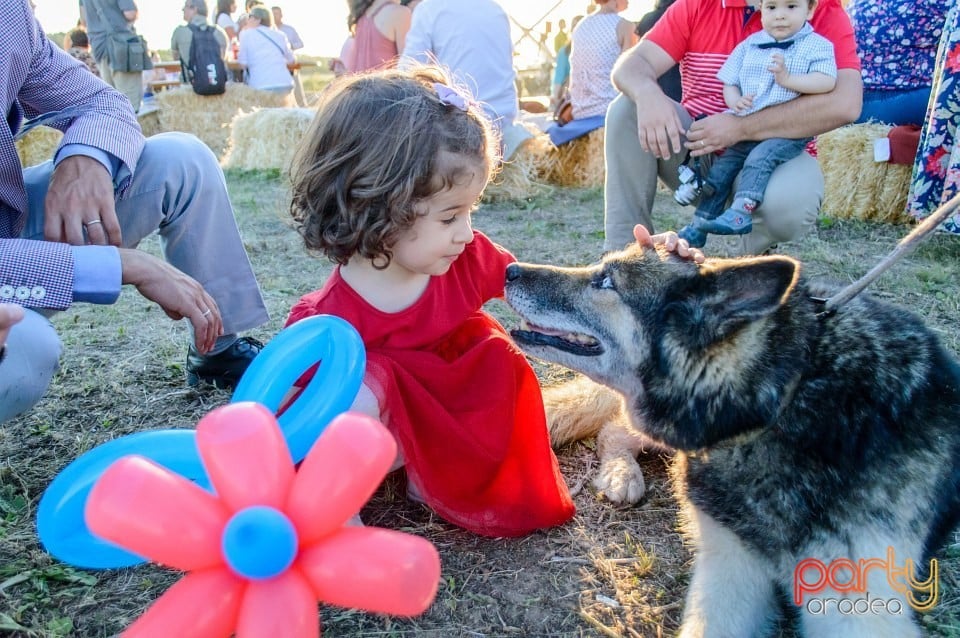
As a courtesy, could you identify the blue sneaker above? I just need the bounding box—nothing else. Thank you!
[678,223,708,248]
[698,207,753,236]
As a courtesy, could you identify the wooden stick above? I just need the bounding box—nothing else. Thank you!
[824,192,960,312]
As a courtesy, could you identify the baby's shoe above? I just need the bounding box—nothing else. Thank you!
[698,198,756,236]
[677,222,708,248]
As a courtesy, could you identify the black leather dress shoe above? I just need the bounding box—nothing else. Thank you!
[186,336,263,389]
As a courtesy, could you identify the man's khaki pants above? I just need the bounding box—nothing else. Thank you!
[603,93,823,255]
[98,56,143,113]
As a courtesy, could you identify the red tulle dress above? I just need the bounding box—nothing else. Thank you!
[285,232,575,537]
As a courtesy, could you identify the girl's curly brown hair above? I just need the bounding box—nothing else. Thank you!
[289,66,499,269]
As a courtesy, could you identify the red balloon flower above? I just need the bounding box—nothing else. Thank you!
[85,402,441,638]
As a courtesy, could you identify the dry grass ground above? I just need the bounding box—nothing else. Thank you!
[1,173,959,637]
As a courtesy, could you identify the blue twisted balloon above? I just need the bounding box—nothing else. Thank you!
[36,315,365,569]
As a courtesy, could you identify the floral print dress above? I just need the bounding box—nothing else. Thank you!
[907,3,960,233]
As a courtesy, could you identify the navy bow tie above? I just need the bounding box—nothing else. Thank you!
[757,39,794,50]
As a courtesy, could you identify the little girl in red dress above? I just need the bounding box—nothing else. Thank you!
[285,67,575,537]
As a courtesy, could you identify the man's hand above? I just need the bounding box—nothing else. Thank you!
[684,112,744,158]
[614,41,686,160]
[45,155,123,247]
[119,249,223,353]
[634,225,705,263]
[636,90,686,160]
[0,303,25,355]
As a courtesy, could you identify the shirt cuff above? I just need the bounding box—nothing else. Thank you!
[55,144,122,182]
[71,245,122,304]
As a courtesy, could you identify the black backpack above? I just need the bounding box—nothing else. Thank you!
[185,23,227,95]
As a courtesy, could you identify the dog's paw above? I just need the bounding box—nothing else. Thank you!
[592,453,646,504]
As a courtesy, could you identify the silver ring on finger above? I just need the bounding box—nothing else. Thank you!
[83,219,102,228]
[201,309,212,317]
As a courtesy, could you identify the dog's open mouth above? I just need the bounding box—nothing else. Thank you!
[511,319,603,356]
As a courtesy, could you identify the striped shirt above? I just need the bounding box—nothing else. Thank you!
[644,0,859,118]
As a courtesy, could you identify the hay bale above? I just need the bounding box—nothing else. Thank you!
[15,125,63,167]
[221,107,315,172]
[155,83,292,159]
[817,123,913,224]
[484,133,555,203]
[544,128,606,188]
[138,108,163,138]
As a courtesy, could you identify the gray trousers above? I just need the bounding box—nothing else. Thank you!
[603,93,823,255]
[98,55,144,113]
[0,132,269,422]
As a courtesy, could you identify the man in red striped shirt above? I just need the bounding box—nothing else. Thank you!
[603,0,861,255]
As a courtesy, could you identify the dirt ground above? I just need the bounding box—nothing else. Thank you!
[0,175,958,637]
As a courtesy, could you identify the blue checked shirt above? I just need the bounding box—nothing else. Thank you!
[1,0,142,309]
[717,22,837,116]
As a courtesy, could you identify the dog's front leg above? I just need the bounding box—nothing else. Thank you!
[592,409,651,504]
[679,505,778,638]
[543,376,651,504]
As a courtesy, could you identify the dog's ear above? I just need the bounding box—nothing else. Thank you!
[674,256,799,345]
[707,255,798,332]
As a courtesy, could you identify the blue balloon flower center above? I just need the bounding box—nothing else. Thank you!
[222,506,298,580]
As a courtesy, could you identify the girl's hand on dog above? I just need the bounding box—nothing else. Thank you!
[635,225,706,264]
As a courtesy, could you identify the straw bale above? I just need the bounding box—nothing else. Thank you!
[818,123,913,224]
[221,107,315,173]
[15,126,63,167]
[155,83,292,159]
[544,128,606,188]
[137,108,163,138]
[484,133,555,203]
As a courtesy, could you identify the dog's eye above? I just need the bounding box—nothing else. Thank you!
[593,274,615,290]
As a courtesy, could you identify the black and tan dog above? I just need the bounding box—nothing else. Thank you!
[505,243,960,637]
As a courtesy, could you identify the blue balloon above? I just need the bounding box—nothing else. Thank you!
[232,314,366,463]
[36,315,366,570]
[221,506,299,580]
[36,429,210,569]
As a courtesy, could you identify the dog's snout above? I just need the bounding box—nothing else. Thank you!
[505,263,521,282]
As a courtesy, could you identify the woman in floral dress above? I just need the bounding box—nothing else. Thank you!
[907,3,960,233]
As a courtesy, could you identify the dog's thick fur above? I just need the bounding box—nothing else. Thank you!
[505,244,960,637]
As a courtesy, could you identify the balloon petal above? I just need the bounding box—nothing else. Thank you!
[299,527,440,616]
[235,569,319,638]
[232,315,366,463]
[86,456,229,571]
[124,568,245,638]
[286,413,397,543]
[197,403,295,511]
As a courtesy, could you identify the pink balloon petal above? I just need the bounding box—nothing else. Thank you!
[86,456,229,571]
[123,568,245,638]
[236,569,319,638]
[287,413,397,544]
[299,527,440,616]
[197,403,295,511]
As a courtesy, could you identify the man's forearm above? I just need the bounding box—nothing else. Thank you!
[612,46,666,103]
[738,68,862,141]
